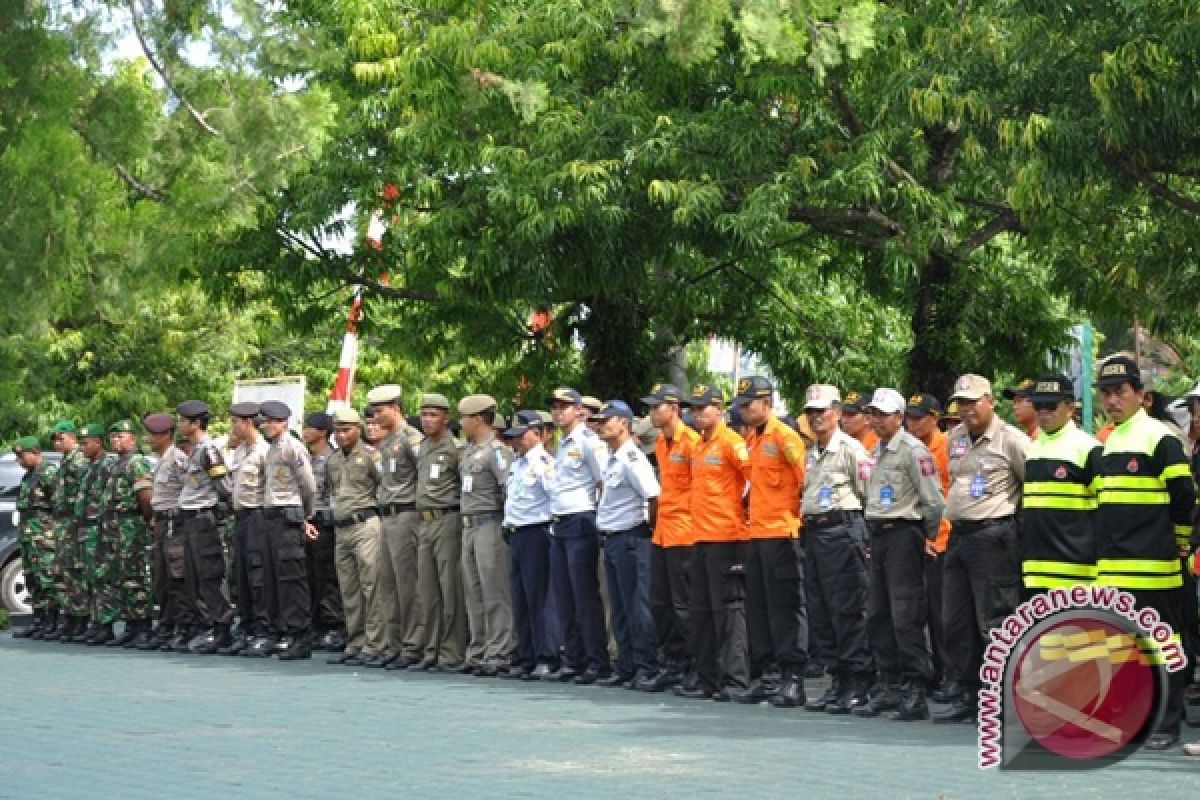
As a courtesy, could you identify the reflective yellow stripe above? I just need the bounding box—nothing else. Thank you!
[1097,490,1169,505]
[1098,475,1166,490]
[1175,525,1191,547]
[1161,463,1191,481]
[1025,482,1092,497]
[1096,573,1184,589]
[1096,558,1181,574]
[1023,496,1098,510]
[1023,560,1097,578]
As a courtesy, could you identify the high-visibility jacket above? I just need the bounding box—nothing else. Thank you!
[1020,420,1102,589]
[1095,409,1196,591]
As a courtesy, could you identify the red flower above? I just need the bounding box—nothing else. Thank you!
[382,183,400,201]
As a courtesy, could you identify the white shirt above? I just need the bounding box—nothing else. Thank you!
[596,439,661,532]
[550,424,607,515]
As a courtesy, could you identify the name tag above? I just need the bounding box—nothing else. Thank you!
[430,464,441,480]
[462,475,474,493]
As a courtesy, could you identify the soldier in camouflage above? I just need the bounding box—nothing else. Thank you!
[101,420,156,648]
[10,436,59,639]
[73,424,118,645]
[44,420,90,642]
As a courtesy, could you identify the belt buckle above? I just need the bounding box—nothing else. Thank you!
[420,510,436,522]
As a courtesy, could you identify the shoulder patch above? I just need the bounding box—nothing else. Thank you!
[733,442,749,462]
[919,454,935,477]
[783,442,802,464]
[626,449,639,463]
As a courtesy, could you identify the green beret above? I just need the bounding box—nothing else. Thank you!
[52,419,78,434]
[108,419,137,434]
[11,435,40,454]
[79,423,106,439]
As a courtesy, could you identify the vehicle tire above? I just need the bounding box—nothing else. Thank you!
[1,557,31,614]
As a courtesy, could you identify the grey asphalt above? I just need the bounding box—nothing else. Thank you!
[1,637,1197,799]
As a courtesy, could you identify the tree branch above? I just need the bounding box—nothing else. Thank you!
[273,226,441,303]
[926,123,962,189]
[128,0,221,137]
[956,210,1023,257]
[113,162,170,203]
[788,204,903,248]
[1104,149,1200,217]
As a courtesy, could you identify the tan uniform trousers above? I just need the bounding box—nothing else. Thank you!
[334,516,386,656]
[417,511,466,663]
[461,516,515,665]
[378,510,424,659]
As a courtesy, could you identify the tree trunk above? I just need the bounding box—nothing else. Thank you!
[578,293,656,402]
[907,248,961,399]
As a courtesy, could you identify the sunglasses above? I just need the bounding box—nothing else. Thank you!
[1031,400,1061,412]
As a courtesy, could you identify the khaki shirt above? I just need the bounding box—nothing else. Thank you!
[460,434,511,514]
[864,430,946,537]
[328,442,382,517]
[377,422,423,505]
[946,414,1030,522]
[802,429,869,513]
[263,434,317,516]
[151,445,189,513]
[416,433,462,510]
[179,436,230,510]
[230,437,269,511]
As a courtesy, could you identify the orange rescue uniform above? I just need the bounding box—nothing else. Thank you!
[853,428,880,453]
[745,415,806,539]
[690,422,750,543]
[653,421,701,548]
[919,427,952,553]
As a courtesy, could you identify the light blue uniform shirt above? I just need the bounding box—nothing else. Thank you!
[503,443,555,528]
[550,424,608,515]
[596,439,661,532]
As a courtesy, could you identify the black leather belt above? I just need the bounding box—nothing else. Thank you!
[262,507,301,520]
[600,522,651,541]
[379,501,416,517]
[462,511,502,528]
[953,515,1014,535]
[178,508,214,518]
[335,509,379,528]
[803,510,862,530]
[503,521,551,536]
[418,506,460,522]
[867,519,921,532]
[234,508,262,521]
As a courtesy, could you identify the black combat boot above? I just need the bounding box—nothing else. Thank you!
[108,621,137,647]
[853,683,904,718]
[890,685,930,721]
[34,609,60,640]
[805,674,843,712]
[86,622,115,646]
[770,675,806,708]
[129,621,157,650]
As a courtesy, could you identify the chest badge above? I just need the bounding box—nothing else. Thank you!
[1127,457,1139,474]
[1054,465,1067,480]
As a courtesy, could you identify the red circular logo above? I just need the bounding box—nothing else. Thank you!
[1011,618,1157,760]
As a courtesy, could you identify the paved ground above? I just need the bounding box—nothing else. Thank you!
[2,636,1198,799]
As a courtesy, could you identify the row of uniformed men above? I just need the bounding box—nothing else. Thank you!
[10,357,1196,750]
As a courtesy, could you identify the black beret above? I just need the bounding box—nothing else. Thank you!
[176,400,210,418]
[260,400,292,421]
[304,412,333,432]
[229,401,261,418]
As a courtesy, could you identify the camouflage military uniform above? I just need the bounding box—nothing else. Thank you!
[98,452,154,624]
[74,452,117,622]
[17,460,58,612]
[51,448,91,618]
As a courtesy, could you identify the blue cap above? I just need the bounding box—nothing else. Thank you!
[547,387,582,406]
[503,410,546,438]
[590,400,633,421]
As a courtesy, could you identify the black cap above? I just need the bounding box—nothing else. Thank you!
[547,387,582,406]
[1028,374,1075,403]
[732,376,773,407]
[142,413,176,434]
[260,401,291,421]
[842,390,869,413]
[687,383,724,407]
[1002,378,1037,400]
[229,401,260,419]
[304,412,333,432]
[1095,356,1142,389]
[904,393,942,417]
[177,400,210,418]
[503,410,546,438]
[640,383,684,406]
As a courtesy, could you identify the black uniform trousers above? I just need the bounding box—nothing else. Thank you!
[151,511,174,626]
[744,536,807,680]
[306,516,344,633]
[688,540,748,693]
[507,523,554,669]
[924,550,946,685]
[1130,586,1190,736]
[232,509,266,634]
[865,520,934,687]
[805,514,873,680]
[260,508,311,637]
[549,512,609,672]
[650,543,692,668]
[178,508,233,629]
[941,517,1020,692]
